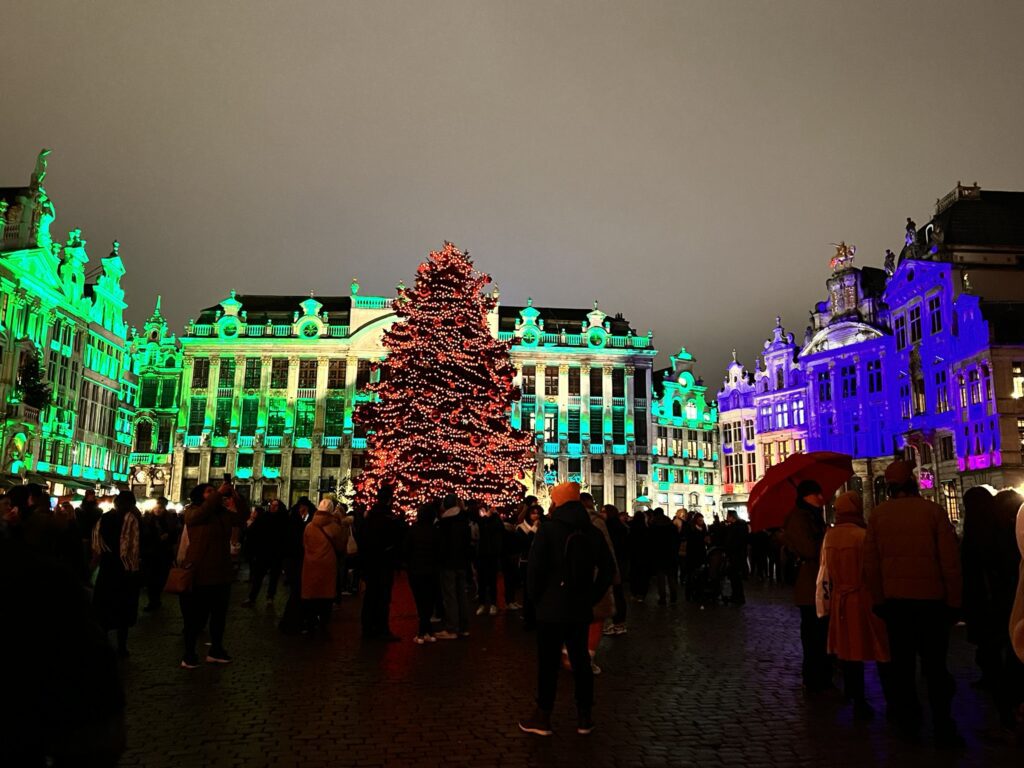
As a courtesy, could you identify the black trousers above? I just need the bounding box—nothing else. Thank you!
[182,583,230,657]
[144,558,170,608]
[536,620,593,712]
[612,583,627,624]
[654,567,678,603]
[361,564,394,637]
[882,599,955,732]
[477,557,499,606]
[248,559,281,602]
[502,558,519,605]
[408,573,437,636]
[798,605,831,691]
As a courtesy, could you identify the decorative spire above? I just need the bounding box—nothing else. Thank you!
[110,240,120,258]
[350,278,360,296]
[731,349,737,362]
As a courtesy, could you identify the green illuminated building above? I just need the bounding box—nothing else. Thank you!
[0,152,136,492]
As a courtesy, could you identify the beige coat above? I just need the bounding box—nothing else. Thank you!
[820,524,890,662]
[301,512,347,600]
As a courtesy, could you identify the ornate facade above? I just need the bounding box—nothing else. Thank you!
[0,151,136,493]
[717,353,757,516]
[752,317,808,482]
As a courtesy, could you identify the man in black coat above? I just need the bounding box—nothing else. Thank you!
[647,508,679,605]
[519,483,614,737]
[723,510,750,606]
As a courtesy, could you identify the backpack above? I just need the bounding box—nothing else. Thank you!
[560,523,596,594]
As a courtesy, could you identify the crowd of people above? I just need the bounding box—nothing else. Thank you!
[2,462,1023,760]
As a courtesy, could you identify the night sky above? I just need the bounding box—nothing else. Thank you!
[4,1,1024,383]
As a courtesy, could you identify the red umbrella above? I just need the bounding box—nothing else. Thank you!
[748,451,854,532]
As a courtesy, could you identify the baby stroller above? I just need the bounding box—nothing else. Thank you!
[691,547,729,608]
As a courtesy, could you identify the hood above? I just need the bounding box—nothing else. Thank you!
[551,501,590,527]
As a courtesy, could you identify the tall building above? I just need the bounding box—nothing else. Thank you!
[0,151,136,493]
[752,317,808,481]
[717,352,757,517]
[650,348,721,518]
[143,284,663,510]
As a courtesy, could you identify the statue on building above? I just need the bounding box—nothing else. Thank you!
[829,241,856,271]
[905,217,917,246]
[31,149,51,189]
[883,248,896,276]
[32,188,55,249]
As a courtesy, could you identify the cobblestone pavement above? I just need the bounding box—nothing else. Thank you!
[119,578,1020,768]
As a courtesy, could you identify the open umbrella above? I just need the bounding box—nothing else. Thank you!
[748,451,854,532]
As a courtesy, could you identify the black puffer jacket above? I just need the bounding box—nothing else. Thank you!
[527,501,614,624]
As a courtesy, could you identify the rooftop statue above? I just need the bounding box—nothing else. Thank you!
[829,241,856,271]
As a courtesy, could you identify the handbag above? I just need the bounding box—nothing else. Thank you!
[163,564,194,595]
[815,550,832,618]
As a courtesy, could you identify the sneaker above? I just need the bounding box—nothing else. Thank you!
[602,625,618,637]
[488,605,498,616]
[475,605,486,616]
[413,635,426,645]
[577,711,594,736]
[434,630,458,640]
[591,662,602,675]
[506,602,522,610]
[424,634,437,643]
[614,624,628,635]
[205,649,233,664]
[180,654,201,670]
[518,709,553,736]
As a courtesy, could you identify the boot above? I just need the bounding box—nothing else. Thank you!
[577,709,594,735]
[518,708,553,736]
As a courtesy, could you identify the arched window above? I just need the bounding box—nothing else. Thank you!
[134,421,153,452]
[672,400,682,418]
[776,368,784,390]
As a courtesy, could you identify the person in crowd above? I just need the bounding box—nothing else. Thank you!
[49,500,88,585]
[279,497,314,633]
[140,496,175,611]
[476,501,504,616]
[516,503,542,631]
[179,479,245,668]
[627,508,650,601]
[359,483,404,641]
[76,488,102,564]
[301,498,348,636]
[0,517,126,767]
[602,504,630,635]
[1011,502,1024,664]
[242,505,277,607]
[405,500,442,644]
[783,480,831,694]
[647,507,679,606]
[723,510,750,606]
[817,491,891,720]
[683,512,709,602]
[501,509,522,611]
[519,482,614,737]
[437,493,472,639]
[581,493,616,674]
[91,491,142,658]
[961,486,999,687]
[331,501,355,601]
[863,460,963,747]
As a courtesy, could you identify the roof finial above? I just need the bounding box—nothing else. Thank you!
[110,240,120,257]
[775,315,782,328]
[731,349,737,362]
[155,295,162,314]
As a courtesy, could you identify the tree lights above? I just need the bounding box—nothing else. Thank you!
[353,242,533,513]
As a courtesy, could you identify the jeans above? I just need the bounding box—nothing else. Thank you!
[408,573,438,636]
[536,621,593,712]
[440,568,470,633]
[882,599,956,732]
[799,605,831,691]
[182,583,231,657]
[477,557,499,606]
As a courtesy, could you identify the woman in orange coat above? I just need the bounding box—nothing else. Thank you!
[817,491,891,720]
[302,499,348,636]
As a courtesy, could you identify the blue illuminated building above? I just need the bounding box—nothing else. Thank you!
[752,317,807,482]
[717,352,757,517]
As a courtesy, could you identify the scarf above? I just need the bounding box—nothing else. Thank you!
[92,508,141,572]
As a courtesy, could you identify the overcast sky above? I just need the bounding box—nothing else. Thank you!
[4,1,1024,384]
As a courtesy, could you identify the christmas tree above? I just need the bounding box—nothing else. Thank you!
[16,348,51,411]
[354,242,533,513]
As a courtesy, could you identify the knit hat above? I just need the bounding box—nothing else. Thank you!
[834,491,864,525]
[795,479,822,499]
[317,498,335,513]
[549,482,581,508]
[884,460,915,485]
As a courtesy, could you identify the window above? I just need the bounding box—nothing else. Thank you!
[746,452,757,483]
[867,360,882,394]
[670,428,682,456]
[744,419,755,441]
[894,315,907,351]
[935,370,950,413]
[635,410,647,446]
[590,410,603,442]
[159,379,176,408]
[544,366,559,396]
[759,404,773,432]
[322,453,342,468]
[968,369,981,405]
[590,368,603,397]
[775,368,784,391]
[270,358,289,388]
[263,453,282,469]
[295,399,316,438]
[218,357,235,387]
[655,426,668,456]
[157,421,172,453]
[636,460,648,475]
[841,365,856,399]
[928,296,942,334]
[775,402,789,429]
[187,397,205,435]
[292,453,311,468]
[240,398,258,436]
[958,374,967,408]
[191,358,210,388]
[520,365,535,395]
[941,435,955,462]
[325,398,345,436]
[687,430,698,458]
[612,412,625,444]
[591,458,604,474]
[214,398,231,436]
[817,371,831,402]
[298,360,317,389]
[244,358,261,388]
[184,451,201,467]
[356,360,372,389]
[792,399,805,426]
[1013,362,1024,399]
[568,410,581,443]
[134,421,152,451]
[568,367,580,395]
[909,306,922,344]
[722,422,733,445]
[521,410,534,433]
[543,411,557,443]
[211,451,227,468]
[613,459,626,475]
[328,360,347,389]
[267,398,286,436]
[140,379,158,408]
[912,377,926,415]
[612,369,625,397]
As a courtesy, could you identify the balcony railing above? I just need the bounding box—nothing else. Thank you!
[351,437,367,449]
[353,296,393,309]
[184,435,201,448]
[634,398,647,409]
[322,436,342,449]
[589,397,603,408]
[217,387,234,399]
[263,435,283,449]
[329,326,349,338]
[237,435,255,448]
[612,397,626,409]
[296,388,317,399]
